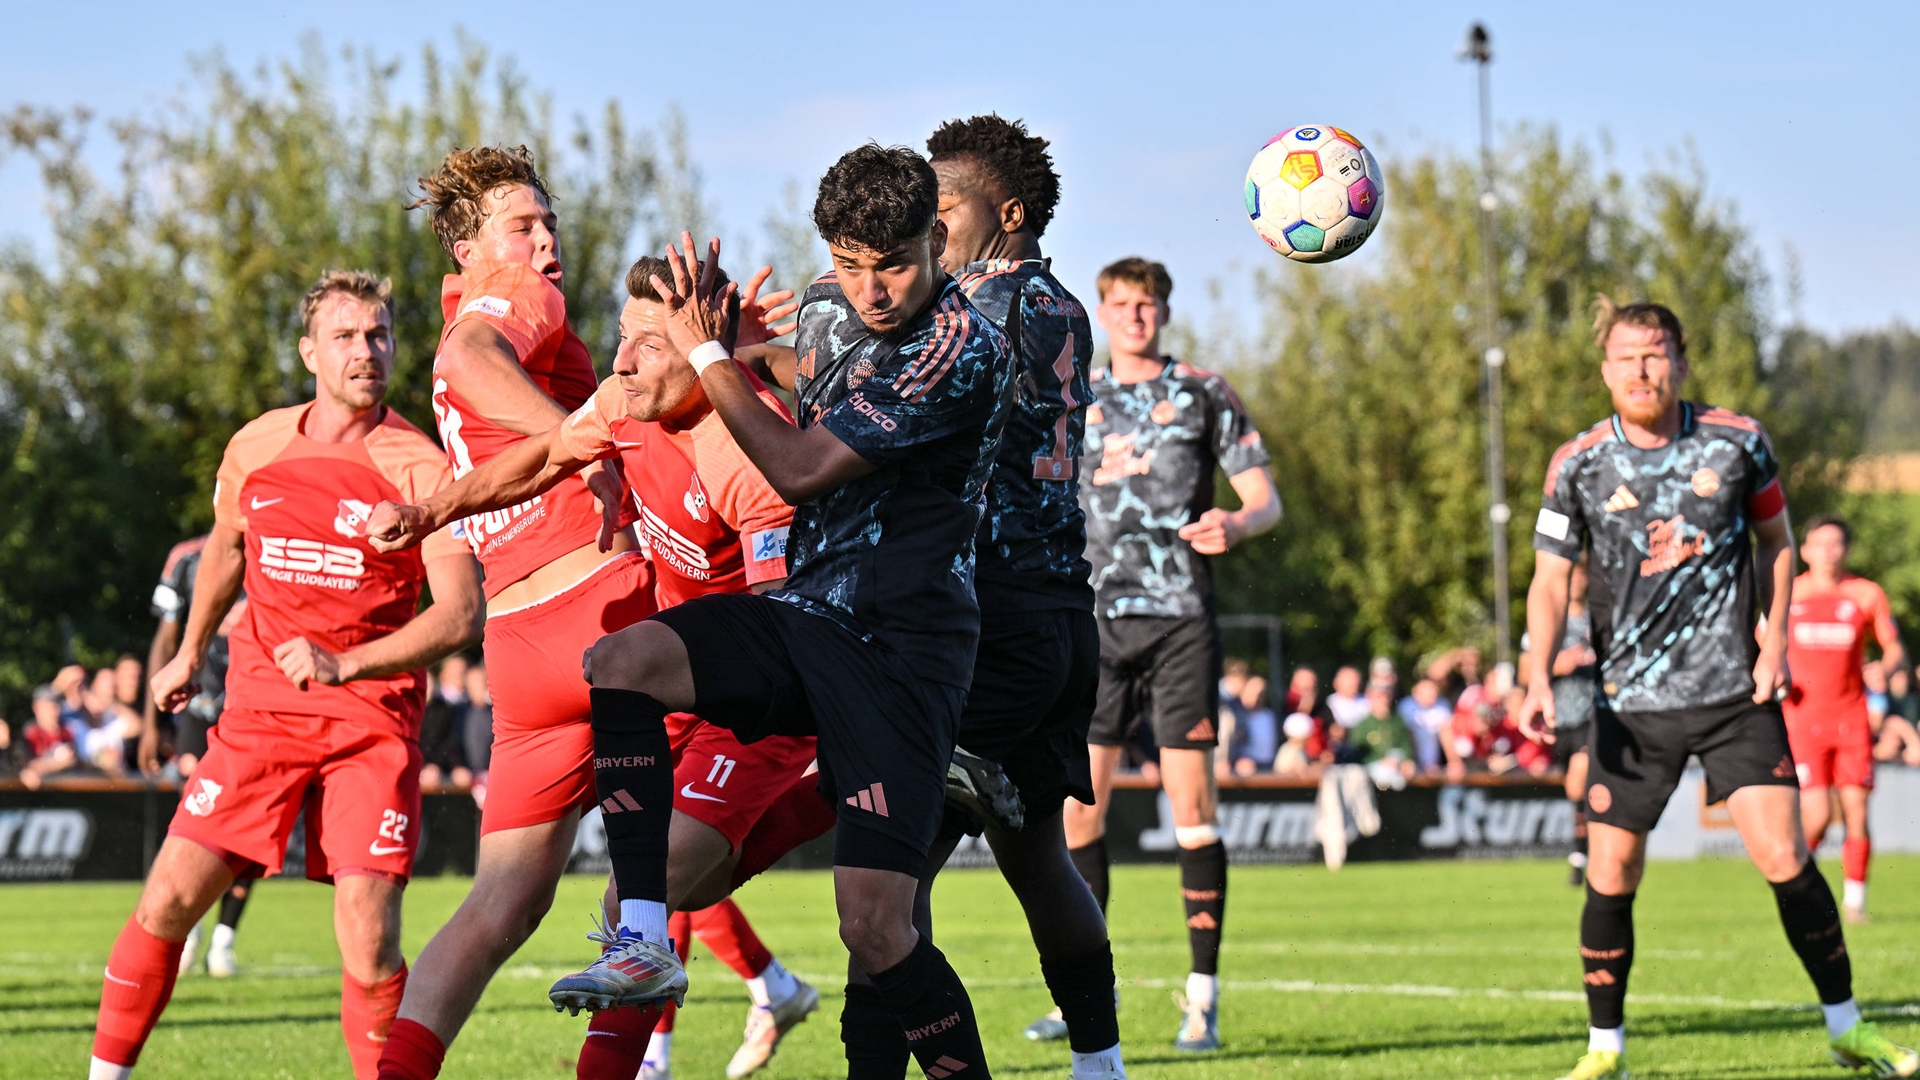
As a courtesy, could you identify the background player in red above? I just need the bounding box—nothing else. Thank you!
[378,146,659,1080]
[1784,515,1908,922]
[370,254,821,1080]
[90,271,485,1080]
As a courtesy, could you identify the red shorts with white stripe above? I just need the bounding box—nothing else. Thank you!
[480,553,657,834]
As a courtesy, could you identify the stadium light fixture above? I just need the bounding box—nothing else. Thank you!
[1460,21,1512,666]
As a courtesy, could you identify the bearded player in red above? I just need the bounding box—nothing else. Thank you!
[374,145,661,1080]
[91,271,485,1080]
[1783,515,1907,923]
[370,254,825,1080]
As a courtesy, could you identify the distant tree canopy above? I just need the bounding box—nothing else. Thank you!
[1195,129,1879,672]
[0,38,705,703]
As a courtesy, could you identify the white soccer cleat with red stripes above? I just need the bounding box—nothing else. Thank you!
[548,915,688,1015]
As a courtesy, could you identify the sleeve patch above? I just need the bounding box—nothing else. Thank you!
[1536,507,1572,541]
[461,295,512,319]
[749,527,789,564]
[151,583,181,616]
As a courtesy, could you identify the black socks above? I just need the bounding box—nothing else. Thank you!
[868,936,991,1079]
[1070,839,1110,915]
[1580,887,1635,1028]
[588,688,674,903]
[219,880,252,930]
[1771,859,1853,1005]
[1178,841,1228,976]
[1041,943,1120,1054]
[841,982,910,1080]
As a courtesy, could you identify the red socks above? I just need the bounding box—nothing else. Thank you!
[729,772,839,890]
[691,899,772,979]
[343,964,408,1080]
[576,1004,664,1080]
[376,1018,446,1080]
[1844,836,1871,887]
[92,914,187,1067]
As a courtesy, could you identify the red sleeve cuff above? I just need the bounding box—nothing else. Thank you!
[1746,478,1786,521]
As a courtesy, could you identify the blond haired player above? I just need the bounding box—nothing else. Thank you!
[90,271,484,1080]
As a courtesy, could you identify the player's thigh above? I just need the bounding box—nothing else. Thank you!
[1143,615,1224,751]
[651,593,815,744]
[1725,782,1810,881]
[312,726,422,885]
[136,835,242,936]
[166,709,322,878]
[1834,723,1877,793]
[1585,707,1692,833]
[466,810,582,924]
[665,809,736,912]
[482,721,595,835]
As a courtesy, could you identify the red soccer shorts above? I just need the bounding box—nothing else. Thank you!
[481,553,656,834]
[1788,718,1876,791]
[168,707,421,883]
[667,716,816,849]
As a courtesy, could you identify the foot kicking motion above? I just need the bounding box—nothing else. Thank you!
[556,145,1015,1079]
[1520,297,1918,1080]
[91,272,485,1080]
[369,251,822,1077]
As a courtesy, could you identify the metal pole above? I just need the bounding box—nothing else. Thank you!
[1462,23,1512,666]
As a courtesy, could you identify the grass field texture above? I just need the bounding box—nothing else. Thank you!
[6,857,1920,1079]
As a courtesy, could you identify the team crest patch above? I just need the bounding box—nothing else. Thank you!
[1586,783,1612,814]
[683,473,710,524]
[1150,400,1178,425]
[460,295,511,319]
[848,355,876,389]
[334,498,376,540]
[1691,468,1721,497]
[183,777,223,817]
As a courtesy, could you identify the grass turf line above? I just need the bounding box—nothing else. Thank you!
[4,857,1919,1078]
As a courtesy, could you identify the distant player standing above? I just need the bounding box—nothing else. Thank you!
[1067,257,1281,1051]
[1783,515,1906,923]
[91,271,485,1080]
[1521,298,1917,1080]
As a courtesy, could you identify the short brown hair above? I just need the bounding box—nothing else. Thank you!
[413,145,553,265]
[1593,294,1686,354]
[1096,257,1172,304]
[1803,514,1852,546]
[623,256,740,347]
[300,270,393,333]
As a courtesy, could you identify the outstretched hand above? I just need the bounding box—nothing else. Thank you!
[736,265,799,347]
[651,232,741,361]
[1516,679,1557,745]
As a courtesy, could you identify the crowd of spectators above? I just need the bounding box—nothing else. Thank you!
[2,655,492,795]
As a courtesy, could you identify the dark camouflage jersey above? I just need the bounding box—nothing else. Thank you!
[1080,359,1271,619]
[1534,402,1786,712]
[781,273,1015,687]
[955,258,1095,611]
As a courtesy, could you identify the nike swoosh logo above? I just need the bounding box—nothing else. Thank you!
[679,783,725,803]
[611,440,645,449]
[103,968,139,989]
[250,497,285,509]
[368,843,408,856]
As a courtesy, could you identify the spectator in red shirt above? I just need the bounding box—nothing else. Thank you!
[22,685,79,790]
[1445,665,1548,780]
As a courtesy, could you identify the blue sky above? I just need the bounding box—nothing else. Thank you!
[7,1,1917,338]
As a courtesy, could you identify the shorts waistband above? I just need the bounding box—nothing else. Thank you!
[486,551,643,621]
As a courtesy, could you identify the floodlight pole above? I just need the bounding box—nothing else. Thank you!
[1462,23,1512,666]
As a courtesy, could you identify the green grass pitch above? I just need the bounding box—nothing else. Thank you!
[6,858,1920,1078]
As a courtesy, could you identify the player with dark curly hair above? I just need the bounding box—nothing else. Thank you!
[547,142,1018,1080]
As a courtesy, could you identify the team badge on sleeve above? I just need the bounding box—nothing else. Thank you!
[751,528,790,563]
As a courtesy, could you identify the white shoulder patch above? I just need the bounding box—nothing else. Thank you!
[1535,507,1571,542]
[749,527,790,563]
[461,295,512,319]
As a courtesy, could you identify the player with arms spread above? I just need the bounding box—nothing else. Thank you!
[375,145,659,1080]
[1068,257,1281,1051]
[90,271,485,1080]
[1520,298,1917,1080]
[553,144,1016,1080]
[1784,515,1908,924]
[368,254,820,1080]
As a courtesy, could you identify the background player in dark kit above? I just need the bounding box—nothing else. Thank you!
[552,145,1016,1080]
[1519,298,1918,1080]
[1067,257,1280,1051]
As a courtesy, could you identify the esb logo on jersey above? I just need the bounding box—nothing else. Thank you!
[260,536,365,589]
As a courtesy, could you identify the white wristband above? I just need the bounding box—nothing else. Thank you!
[688,340,731,375]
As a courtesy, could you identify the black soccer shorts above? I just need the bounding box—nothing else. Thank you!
[1585,696,1797,833]
[649,591,967,877]
[1088,613,1222,751]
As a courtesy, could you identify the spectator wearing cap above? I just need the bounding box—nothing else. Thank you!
[1274,712,1317,777]
[1398,678,1452,775]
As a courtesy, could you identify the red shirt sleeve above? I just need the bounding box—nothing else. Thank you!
[690,390,795,587]
[556,377,628,464]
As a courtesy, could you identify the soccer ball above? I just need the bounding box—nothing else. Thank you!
[1244,125,1384,263]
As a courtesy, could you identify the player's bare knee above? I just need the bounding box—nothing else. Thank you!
[584,622,673,694]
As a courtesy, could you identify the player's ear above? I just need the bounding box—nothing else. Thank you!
[297,335,319,376]
[1001,196,1026,235]
[928,219,948,264]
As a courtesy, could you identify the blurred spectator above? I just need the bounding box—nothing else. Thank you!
[1285,666,1338,762]
[83,667,139,775]
[420,657,473,788]
[22,685,79,789]
[1348,685,1416,783]
[1445,674,1550,781]
[1274,713,1316,777]
[1369,656,1398,694]
[462,664,493,776]
[1217,659,1251,779]
[1866,660,1890,727]
[54,664,90,745]
[1426,646,1483,703]
[1326,666,1369,730]
[0,709,11,776]
[1226,673,1277,776]
[114,654,144,712]
[1398,679,1451,774]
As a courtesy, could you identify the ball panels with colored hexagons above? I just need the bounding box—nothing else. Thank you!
[1244,124,1385,263]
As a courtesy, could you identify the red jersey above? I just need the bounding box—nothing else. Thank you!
[212,404,467,736]
[1784,573,1897,728]
[430,261,637,598]
[560,367,794,608]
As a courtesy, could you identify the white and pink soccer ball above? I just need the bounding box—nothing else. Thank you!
[1244,125,1384,263]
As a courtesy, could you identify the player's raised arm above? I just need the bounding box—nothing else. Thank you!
[436,319,571,436]
[274,552,485,689]
[654,234,876,505]
[1751,506,1795,704]
[367,418,600,553]
[150,524,245,715]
